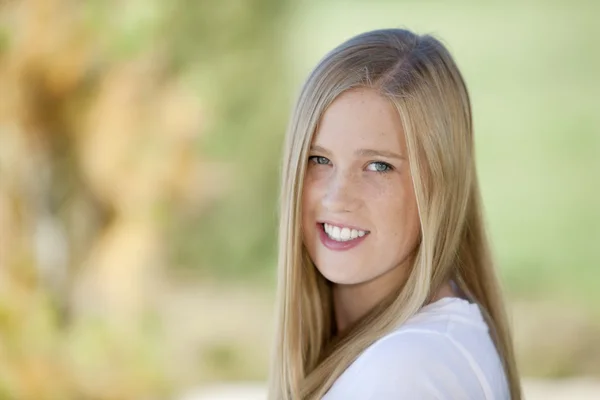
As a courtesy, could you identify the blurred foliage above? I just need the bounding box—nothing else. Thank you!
[82,0,289,279]
[0,0,288,398]
[160,0,288,279]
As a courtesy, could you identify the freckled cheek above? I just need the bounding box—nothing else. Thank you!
[302,175,322,199]
[304,173,331,198]
[301,176,323,223]
[359,183,384,203]
[371,187,416,232]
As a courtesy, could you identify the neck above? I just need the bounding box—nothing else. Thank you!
[332,272,457,335]
[332,283,384,335]
[332,259,410,335]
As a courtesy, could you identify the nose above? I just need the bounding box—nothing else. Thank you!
[322,169,361,213]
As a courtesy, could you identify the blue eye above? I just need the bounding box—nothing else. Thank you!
[367,161,393,173]
[308,156,330,165]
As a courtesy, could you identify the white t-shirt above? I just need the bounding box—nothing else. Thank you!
[322,297,510,400]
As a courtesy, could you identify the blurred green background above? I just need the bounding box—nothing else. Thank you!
[0,0,598,399]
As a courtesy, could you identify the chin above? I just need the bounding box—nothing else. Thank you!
[315,264,365,286]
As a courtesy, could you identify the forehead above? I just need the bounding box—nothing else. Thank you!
[313,88,406,152]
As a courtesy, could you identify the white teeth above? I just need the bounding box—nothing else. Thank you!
[340,227,350,240]
[332,225,341,239]
[323,223,367,242]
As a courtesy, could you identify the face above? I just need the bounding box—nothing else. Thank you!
[301,88,421,289]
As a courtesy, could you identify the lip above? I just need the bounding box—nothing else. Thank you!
[317,223,369,251]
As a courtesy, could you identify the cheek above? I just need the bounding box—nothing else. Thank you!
[301,179,314,212]
[301,179,319,233]
[376,180,420,237]
[302,172,324,209]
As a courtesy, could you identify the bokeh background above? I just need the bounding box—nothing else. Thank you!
[0,0,598,399]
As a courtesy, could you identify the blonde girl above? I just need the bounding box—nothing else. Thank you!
[269,28,521,400]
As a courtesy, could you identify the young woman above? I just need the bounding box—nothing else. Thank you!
[268,28,521,400]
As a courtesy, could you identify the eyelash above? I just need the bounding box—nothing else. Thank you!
[307,156,394,174]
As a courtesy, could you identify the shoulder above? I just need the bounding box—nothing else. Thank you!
[323,299,509,400]
[353,330,480,399]
[361,327,464,367]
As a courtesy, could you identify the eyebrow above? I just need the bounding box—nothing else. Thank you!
[310,145,405,160]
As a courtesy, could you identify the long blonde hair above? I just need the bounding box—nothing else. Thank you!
[269,28,521,400]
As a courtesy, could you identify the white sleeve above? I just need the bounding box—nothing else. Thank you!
[340,331,486,400]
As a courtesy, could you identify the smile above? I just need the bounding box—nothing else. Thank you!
[323,222,368,241]
[317,222,370,251]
